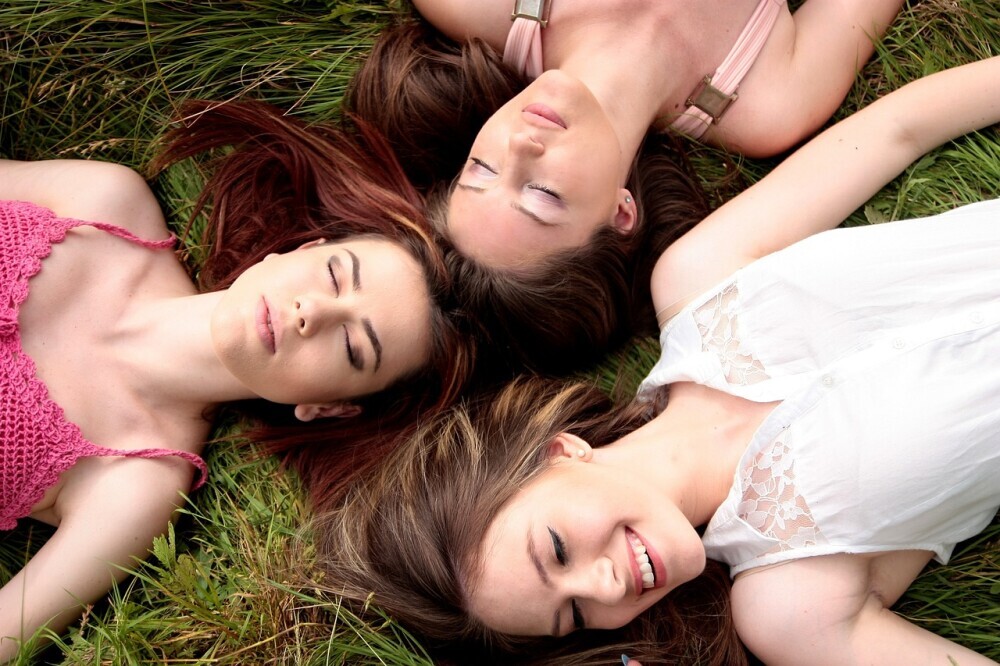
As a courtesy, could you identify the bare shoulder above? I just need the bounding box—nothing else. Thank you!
[0,159,168,238]
[411,0,512,47]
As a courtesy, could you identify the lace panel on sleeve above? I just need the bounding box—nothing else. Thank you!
[693,282,770,385]
[736,429,826,552]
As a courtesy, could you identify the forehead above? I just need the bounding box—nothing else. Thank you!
[469,497,549,635]
[467,468,572,635]
[328,236,434,377]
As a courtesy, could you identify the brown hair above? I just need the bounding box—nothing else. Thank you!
[438,133,709,377]
[346,21,528,192]
[348,20,709,376]
[316,377,745,665]
[151,99,474,507]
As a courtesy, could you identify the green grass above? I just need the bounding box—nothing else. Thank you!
[2,0,999,663]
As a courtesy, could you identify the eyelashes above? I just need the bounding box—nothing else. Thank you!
[548,527,585,631]
[328,259,340,296]
[330,257,363,370]
[467,158,563,202]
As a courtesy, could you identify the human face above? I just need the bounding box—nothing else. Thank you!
[210,237,433,408]
[447,70,634,268]
[467,442,706,637]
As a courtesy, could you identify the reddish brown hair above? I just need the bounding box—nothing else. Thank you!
[151,99,473,506]
[317,377,746,665]
[346,21,528,192]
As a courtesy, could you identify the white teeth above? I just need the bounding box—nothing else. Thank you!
[627,530,656,591]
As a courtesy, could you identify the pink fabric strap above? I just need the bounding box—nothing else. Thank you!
[670,0,785,139]
[80,441,209,490]
[503,1,548,79]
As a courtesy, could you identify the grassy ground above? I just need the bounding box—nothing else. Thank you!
[1,0,998,663]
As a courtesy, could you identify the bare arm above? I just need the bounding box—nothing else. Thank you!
[653,56,1000,321]
[711,0,905,156]
[732,555,998,665]
[0,460,191,661]
[410,0,510,49]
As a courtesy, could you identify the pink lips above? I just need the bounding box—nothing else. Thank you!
[256,297,276,354]
[625,527,667,597]
[522,103,567,129]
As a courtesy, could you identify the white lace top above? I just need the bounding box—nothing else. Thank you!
[638,199,1000,576]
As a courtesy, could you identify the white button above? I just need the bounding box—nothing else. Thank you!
[821,374,834,387]
[970,311,984,324]
[892,337,905,349]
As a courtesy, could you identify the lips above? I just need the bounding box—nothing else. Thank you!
[522,103,567,129]
[256,297,276,354]
[625,527,667,596]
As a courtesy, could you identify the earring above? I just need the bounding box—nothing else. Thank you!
[576,449,586,458]
[625,196,633,204]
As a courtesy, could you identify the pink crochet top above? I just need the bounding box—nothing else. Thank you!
[1,200,208,530]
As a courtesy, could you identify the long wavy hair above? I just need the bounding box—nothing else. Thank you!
[150,99,474,507]
[345,21,528,193]
[316,377,745,665]
[348,21,709,376]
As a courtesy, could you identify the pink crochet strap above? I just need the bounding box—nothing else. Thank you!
[671,0,785,139]
[81,442,209,490]
[70,219,175,250]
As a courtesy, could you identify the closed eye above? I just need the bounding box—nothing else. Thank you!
[548,527,566,565]
[328,258,340,296]
[549,527,586,632]
[571,600,585,631]
[527,183,562,203]
[469,157,497,175]
[343,326,362,371]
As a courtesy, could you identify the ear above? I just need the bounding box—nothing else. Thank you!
[294,401,362,422]
[545,432,594,463]
[612,188,637,235]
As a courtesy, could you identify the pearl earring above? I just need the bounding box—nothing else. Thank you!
[576,449,586,458]
[625,196,632,204]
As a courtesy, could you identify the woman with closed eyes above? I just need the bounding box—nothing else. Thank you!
[341,0,904,375]
[317,56,1000,664]
[0,100,470,661]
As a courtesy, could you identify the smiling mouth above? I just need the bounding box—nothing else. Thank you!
[626,528,657,593]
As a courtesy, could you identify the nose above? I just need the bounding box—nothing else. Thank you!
[293,291,349,337]
[509,131,545,159]
[568,556,626,607]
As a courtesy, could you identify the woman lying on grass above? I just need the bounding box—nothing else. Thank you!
[0,103,470,660]
[339,0,903,375]
[320,56,1000,664]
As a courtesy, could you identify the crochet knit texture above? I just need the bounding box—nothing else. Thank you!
[1,200,207,530]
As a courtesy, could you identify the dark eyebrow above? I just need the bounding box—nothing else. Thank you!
[528,529,560,637]
[454,183,556,228]
[346,249,361,290]
[362,317,382,372]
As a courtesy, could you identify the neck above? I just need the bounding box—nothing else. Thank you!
[545,23,678,179]
[603,384,768,527]
[116,291,256,411]
[566,56,663,181]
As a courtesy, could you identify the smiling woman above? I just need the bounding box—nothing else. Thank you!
[315,57,1000,666]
